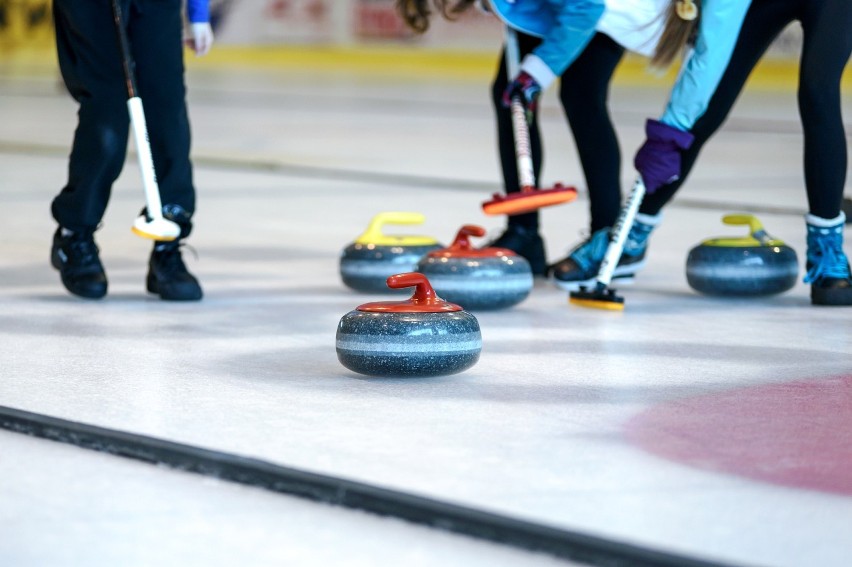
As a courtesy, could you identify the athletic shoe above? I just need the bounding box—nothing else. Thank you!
[147,242,203,301]
[50,227,107,299]
[550,212,660,291]
[486,224,547,276]
[804,213,852,306]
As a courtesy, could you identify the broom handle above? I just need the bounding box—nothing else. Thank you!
[112,0,165,222]
[127,98,165,218]
[113,0,137,97]
[596,177,646,287]
[505,27,536,191]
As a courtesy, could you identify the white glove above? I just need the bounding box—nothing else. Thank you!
[186,22,214,56]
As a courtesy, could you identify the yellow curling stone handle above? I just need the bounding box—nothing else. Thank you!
[701,214,786,247]
[354,212,439,246]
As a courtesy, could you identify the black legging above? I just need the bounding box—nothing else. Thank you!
[491,32,625,232]
[641,0,852,219]
[52,0,195,233]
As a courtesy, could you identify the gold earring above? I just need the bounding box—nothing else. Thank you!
[676,0,698,21]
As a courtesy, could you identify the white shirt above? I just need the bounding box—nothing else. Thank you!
[597,0,669,56]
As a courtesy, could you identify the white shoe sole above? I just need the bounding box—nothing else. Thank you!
[553,274,635,292]
[551,260,646,292]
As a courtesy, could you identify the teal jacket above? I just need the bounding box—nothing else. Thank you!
[487,0,605,90]
[660,0,752,131]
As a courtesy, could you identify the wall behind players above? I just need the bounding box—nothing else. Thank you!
[209,0,802,57]
[0,0,805,59]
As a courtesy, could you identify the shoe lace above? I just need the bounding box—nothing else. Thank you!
[625,220,653,252]
[804,229,850,283]
[67,233,99,266]
[154,243,197,274]
[569,228,609,271]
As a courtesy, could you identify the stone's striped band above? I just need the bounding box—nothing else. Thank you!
[418,256,533,310]
[686,264,798,278]
[426,274,533,292]
[342,258,424,277]
[686,244,799,296]
[340,243,441,292]
[336,311,481,338]
[337,336,483,355]
[336,310,482,377]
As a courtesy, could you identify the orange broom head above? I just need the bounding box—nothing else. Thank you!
[482,184,577,216]
[568,286,625,311]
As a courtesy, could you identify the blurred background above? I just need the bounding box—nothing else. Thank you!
[0,0,823,87]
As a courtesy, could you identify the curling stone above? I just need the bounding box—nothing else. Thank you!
[416,224,533,310]
[686,214,798,296]
[336,272,481,377]
[340,212,442,293]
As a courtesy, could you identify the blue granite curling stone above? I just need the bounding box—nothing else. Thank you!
[340,212,442,293]
[336,272,481,377]
[416,224,533,310]
[686,214,798,296]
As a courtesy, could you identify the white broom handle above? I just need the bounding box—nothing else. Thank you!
[505,27,536,190]
[596,177,646,286]
[127,97,164,220]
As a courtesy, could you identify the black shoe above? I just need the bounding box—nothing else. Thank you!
[147,242,203,301]
[811,275,852,306]
[487,224,547,276]
[50,227,107,299]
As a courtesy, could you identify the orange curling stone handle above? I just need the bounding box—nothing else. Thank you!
[425,224,519,259]
[356,272,463,313]
[452,224,486,247]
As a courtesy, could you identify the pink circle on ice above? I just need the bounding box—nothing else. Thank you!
[625,376,852,495]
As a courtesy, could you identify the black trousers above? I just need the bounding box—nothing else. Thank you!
[491,32,625,232]
[640,0,852,219]
[52,0,195,233]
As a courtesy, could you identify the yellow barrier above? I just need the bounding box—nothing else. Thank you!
[0,0,53,50]
[0,0,56,70]
[190,46,849,92]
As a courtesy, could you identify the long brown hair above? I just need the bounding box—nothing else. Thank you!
[396,0,477,33]
[652,0,702,69]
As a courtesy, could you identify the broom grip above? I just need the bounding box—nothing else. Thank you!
[505,27,536,190]
[596,177,646,286]
[511,99,536,189]
[112,0,137,99]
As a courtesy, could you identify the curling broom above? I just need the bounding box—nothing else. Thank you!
[569,177,647,310]
[112,0,181,241]
[482,27,577,216]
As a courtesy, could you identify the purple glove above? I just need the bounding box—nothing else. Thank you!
[502,71,541,119]
[634,119,695,193]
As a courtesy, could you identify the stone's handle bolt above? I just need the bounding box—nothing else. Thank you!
[386,272,441,305]
[449,225,486,252]
[722,214,772,245]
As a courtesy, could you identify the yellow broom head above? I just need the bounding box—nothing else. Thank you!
[568,286,625,311]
